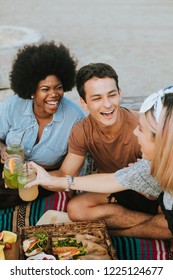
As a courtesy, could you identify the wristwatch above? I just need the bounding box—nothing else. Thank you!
[65,175,74,192]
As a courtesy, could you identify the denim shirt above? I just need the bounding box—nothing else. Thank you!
[0,95,84,167]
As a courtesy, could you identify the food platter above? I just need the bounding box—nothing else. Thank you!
[19,220,117,260]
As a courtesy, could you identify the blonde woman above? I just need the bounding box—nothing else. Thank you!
[137,86,173,235]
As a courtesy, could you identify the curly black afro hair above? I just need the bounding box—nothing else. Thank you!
[10,41,78,99]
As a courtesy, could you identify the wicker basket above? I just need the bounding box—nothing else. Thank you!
[19,220,117,260]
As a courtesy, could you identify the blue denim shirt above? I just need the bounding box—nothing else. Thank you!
[0,95,84,167]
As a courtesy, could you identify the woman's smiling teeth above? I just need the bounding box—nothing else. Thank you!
[46,100,59,106]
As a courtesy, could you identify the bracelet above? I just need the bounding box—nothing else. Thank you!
[65,175,74,192]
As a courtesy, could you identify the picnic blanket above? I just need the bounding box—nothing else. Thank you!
[0,155,171,260]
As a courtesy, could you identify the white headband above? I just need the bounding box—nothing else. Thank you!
[140,86,173,123]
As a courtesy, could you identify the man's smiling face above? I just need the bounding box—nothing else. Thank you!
[80,77,122,127]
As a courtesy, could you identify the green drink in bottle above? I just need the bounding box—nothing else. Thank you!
[4,155,23,189]
[6,138,24,162]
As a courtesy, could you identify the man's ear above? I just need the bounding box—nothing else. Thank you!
[119,88,122,102]
[80,97,88,110]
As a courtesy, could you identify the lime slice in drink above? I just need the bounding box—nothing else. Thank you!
[10,174,18,189]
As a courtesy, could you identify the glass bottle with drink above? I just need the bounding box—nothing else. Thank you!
[4,155,23,189]
[17,165,38,201]
[6,138,25,162]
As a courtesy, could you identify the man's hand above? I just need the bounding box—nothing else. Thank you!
[128,158,141,167]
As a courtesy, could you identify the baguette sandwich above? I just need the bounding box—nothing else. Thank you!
[51,237,86,260]
[23,231,48,257]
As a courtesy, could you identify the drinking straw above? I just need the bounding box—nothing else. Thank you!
[20,124,36,144]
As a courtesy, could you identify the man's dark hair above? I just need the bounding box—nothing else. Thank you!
[76,63,119,101]
[10,41,77,99]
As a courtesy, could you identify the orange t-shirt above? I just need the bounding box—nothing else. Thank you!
[68,107,142,173]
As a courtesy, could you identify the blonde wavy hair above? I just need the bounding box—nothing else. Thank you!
[150,93,173,195]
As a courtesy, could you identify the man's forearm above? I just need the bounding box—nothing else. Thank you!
[48,169,65,177]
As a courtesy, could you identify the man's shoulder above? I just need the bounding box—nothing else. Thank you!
[71,114,92,129]
[121,107,139,118]
[120,107,139,126]
[68,115,91,155]
[70,115,95,147]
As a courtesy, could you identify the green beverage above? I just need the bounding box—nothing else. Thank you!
[18,166,38,201]
[7,138,24,162]
[4,155,23,189]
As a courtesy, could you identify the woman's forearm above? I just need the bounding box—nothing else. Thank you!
[27,162,127,194]
[44,172,126,193]
[70,173,125,193]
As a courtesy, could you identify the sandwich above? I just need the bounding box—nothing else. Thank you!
[51,237,87,260]
[23,231,48,257]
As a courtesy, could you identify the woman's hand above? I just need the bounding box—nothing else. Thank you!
[25,161,67,192]
[25,161,52,189]
[0,146,8,164]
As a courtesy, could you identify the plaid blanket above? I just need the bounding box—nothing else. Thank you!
[111,236,170,260]
[0,191,68,232]
[0,155,172,260]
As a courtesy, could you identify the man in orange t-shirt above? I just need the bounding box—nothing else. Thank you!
[68,108,140,173]
[51,63,153,229]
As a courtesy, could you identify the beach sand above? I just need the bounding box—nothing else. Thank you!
[0,0,173,106]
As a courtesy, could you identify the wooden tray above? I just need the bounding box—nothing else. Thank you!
[19,220,117,260]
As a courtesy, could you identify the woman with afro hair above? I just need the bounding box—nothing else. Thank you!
[0,41,84,207]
